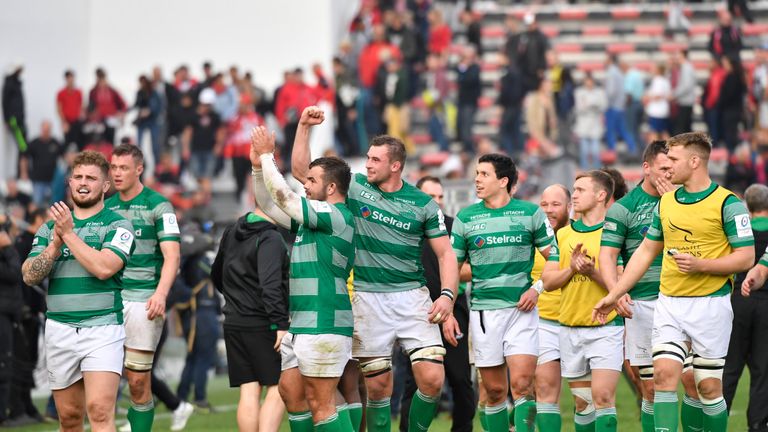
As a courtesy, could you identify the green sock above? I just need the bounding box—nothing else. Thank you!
[574,409,595,432]
[654,391,679,432]
[595,408,618,432]
[536,402,562,432]
[408,389,440,432]
[316,413,345,432]
[513,397,536,432]
[127,400,154,432]
[288,410,314,432]
[348,402,363,431]
[337,404,355,432]
[478,405,490,432]
[641,400,655,432]
[701,398,728,432]
[366,399,391,432]
[485,402,510,432]
[681,395,704,432]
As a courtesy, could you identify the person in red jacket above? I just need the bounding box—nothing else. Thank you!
[88,68,126,145]
[358,24,402,140]
[274,69,316,171]
[225,94,264,202]
[428,9,452,56]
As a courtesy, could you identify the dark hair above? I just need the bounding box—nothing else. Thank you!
[416,176,442,189]
[308,157,352,196]
[64,69,74,78]
[203,61,212,69]
[600,167,628,201]
[95,67,106,79]
[73,150,110,178]
[370,135,406,169]
[479,153,518,193]
[643,140,669,164]
[576,170,615,204]
[667,132,712,159]
[112,143,145,167]
[26,208,48,224]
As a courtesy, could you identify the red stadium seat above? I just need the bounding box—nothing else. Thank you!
[481,26,505,38]
[660,42,689,53]
[542,26,560,38]
[420,152,450,166]
[478,97,494,108]
[409,134,432,145]
[635,25,664,36]
[600,150,617,165]
[607,43,636,54]
[559,9,588,20]
[583,26,612,36]
[688,24,714,36]
[611,7,641,19]
[554,43,583,54]
[744,23,768,36]
[481,62,499,72]
[578,62,605,72]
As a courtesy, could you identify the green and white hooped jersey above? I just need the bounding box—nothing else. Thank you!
[452,199,553,310]
[346,173,447,293]
[289,198,355,337]
[29,209,135,327]
[601,184,662,300]
[105,187,180,301]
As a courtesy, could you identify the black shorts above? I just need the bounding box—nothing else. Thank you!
[224,327,281,387]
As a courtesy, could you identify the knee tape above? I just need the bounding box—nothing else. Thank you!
[652,342,687,364]
[569,386,595,415]
[638,365,654,381]
[124,350,154,372]
[409,345,446,365]
[683,352,694,373]
[359,357,391,378]
[692,356,725,386]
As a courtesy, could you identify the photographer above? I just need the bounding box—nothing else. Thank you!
[0,213,22,426]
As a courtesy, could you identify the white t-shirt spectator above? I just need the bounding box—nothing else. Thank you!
[645,76,671,118]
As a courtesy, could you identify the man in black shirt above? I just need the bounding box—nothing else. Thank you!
[181,89,224,197]
[724,184,768,432]
[21,121,64,206]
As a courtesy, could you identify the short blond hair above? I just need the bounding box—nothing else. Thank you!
[667,132,712,159]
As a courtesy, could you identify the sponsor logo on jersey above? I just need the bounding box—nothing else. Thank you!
[668,220,694,243]
[735,214,752,238]
[359,190,377,202]
[362,208,412,230]
[474,237,486,248]
[360,206,372,218]
[475,234,523,247]
[163,213,180,235]
[640,225,649,236]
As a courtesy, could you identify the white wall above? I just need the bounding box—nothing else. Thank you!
[1,0,339,179]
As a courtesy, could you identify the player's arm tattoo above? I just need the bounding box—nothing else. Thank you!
[22,249,56,286]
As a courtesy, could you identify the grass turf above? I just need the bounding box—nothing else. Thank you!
[15,370,751,431]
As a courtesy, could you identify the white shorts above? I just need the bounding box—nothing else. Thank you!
[653,293,733,359]
[281,333,353,378]
[560,325,624,378]
[45,320,125,390]
[352,288,443,358]
[123,300,165,352]
[625,299,655,366]
[538,319,561,365]
[470,307,539,368]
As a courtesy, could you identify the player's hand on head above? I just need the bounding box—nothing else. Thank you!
[299,106,325,127]
[441,316,460,347]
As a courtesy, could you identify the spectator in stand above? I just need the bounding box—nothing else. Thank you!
[333,57,360,157]
[182,88,224,197]
[229,66,242,91]
[551,52,576,144]
[702,57,727,146]
[428,8,452,56]
[358,23,402,139]
[174,65,199,98]
[497,53,526,157]
[211,73,239,123]
[0,217,21,427]
[456,45,482,153]
[460,8,483,58]
[709,9,743,60]
[605,55,637,157]
[225,93,263,203]
[624,63,646,150]
[134,75,164,164]
[168,93,196,153]
[728,0,754,23]
[201,61,215,89]
[720,55,747,153]
[387,11,424,99]
[20,120,63,206]
[154,152,181,188]
[376,59,411,151]
[56,70,84,150]
[514,12,550,94]
[644,63,672,141]
[670,50,697,136]
[151,66,174,149]
[525,78,560,159]
[88,67,127,145]
[574,73,607,169]
[2,63,26,178]
[724,144,755,196]
[408,0,431,46]
[752,43,768,131]
[274,68,315,171]
[241,72,270,117]
[756,132,768,183]
[423,53,450,152]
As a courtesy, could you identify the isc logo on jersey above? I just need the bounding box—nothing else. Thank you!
[474,234,523,247]
[360,206,411,230]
